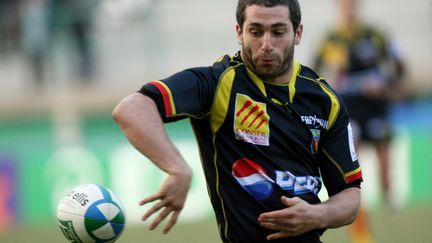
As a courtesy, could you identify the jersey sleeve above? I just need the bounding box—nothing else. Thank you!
[319,97,363,196]
[139,67,217,122]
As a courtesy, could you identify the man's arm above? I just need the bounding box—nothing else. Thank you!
[258,187,360,240]
[112,93,192,234]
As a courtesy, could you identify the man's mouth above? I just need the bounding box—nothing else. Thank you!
[260,59,275,64]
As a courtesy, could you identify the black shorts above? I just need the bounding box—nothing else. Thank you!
[342,95,392,143]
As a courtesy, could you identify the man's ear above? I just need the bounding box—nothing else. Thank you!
[294,23,304,45]
[236,24,243,45]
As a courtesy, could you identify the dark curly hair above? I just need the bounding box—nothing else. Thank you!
[236,0,301,31]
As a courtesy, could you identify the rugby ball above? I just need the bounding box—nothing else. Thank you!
[56,184,126,242]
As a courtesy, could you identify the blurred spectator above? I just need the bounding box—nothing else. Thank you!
[313,0,406,242]
[21,0,49,87]
[48,0,100,83]
[19,0,100,89]
[0,0,21,55]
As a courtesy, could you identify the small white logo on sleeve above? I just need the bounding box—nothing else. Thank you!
[347,123,358,161]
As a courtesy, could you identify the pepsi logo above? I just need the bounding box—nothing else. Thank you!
[232,158,274,201]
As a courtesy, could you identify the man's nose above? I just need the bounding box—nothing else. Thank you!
[261,33,274,52]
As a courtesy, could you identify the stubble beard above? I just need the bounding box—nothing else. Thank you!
[241,44,294,81]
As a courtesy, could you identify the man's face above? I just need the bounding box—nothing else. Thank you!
[237,5,303,81]
[339,0,358,24]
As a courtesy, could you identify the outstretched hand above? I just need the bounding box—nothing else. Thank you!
[139,172,192,234]
[258,196,321,240]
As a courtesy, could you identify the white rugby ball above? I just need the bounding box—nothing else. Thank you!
[56,184,126,243]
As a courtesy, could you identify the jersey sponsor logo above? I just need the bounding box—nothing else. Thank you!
[232,158,321,201]
[275,171,321,195]
[301,115,328,130]
[234,94,270,146]
[310,129,321,154]
[232,158,274,201]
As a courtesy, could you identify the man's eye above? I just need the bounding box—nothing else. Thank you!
[249,30,261,36]
[273,30,286,36]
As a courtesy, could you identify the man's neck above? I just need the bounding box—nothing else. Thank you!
[269,68,293,84]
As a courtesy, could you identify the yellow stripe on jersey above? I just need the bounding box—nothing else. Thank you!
[246,68,267,96]
[297,74,340,130]
[317,81,340,130]
[289,61,301,103]
[211,66,238,133]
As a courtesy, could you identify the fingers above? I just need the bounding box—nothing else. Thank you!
[260,221,283,231]
[162,211,180,234]
[260,221,300,239]
[142,200,166,221]
[259,214,296,230]
[258,196,310,240]
[266,231,291,241]
[259,217,289,225]
[139,193,162,206]
[281,196,302,207]
[137,173,190,234]
[259,208,292,222]
[148,207,171,230]
[145,205,180,234]
[259,196,302,220]
[139,194,182,234]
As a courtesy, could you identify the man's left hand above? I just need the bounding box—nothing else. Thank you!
[258,196,320,240]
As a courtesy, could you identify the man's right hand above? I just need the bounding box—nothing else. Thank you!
[139,168,192,234]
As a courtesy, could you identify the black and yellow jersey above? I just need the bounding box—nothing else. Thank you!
[314,23,395,96]
[315,23,390,72]
[140,52,362,243]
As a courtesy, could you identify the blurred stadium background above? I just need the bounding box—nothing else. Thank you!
[0,0,431,242]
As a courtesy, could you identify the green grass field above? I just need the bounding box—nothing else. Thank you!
[1,203,431,243]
